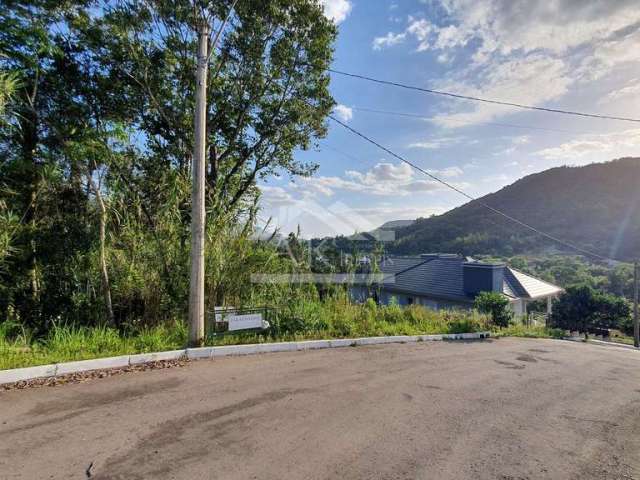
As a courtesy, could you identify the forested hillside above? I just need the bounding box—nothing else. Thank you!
[390,158,640,260]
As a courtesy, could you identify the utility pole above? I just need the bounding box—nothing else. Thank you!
[634,260,639,348]
[188,20,209,347]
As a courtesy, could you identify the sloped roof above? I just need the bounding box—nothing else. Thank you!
[504,267,564,299]
[377,255,562,302]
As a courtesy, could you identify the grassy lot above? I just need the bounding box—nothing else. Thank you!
[0,299,564,370]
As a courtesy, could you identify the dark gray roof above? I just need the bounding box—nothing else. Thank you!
[378,255,562,302]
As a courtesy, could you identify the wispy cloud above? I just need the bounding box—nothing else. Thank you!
[372,32,407,50]
[603,79,640,103]
[407,136,463,149]
[277,161,468,200]
[375,1,640,127]
[536,128,640,160]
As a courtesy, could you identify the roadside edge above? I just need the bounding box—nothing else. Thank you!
[0,331,491,385]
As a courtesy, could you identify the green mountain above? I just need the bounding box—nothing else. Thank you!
[389,157,640,261]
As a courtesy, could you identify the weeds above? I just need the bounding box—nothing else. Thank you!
[0,296,565,370]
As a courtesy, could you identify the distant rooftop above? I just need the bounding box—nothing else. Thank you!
[377,254,562,303]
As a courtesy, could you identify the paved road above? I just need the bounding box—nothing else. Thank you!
[1,338,639,480]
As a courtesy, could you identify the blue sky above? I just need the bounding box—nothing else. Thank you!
[259,0,640,238]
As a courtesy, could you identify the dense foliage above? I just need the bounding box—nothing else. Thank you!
[473,291,512,328]
[550,285,631,334]
[0,0,336,335]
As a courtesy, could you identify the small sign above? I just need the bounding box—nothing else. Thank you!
[215,311,269,331]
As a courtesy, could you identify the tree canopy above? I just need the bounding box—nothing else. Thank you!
[0,0,336,333]
[551,285,631,334]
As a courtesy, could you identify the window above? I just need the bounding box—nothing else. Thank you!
[407,297,414,305]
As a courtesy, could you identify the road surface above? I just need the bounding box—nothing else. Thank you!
[1,338,639,479]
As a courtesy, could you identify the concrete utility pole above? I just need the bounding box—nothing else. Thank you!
[634,260,639,348]
[188,20,210,347]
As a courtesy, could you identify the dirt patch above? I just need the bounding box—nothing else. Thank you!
[1,359,189,392]
[29,377,183,416]
[92,387,315,479]
[494,360,525,370]
[516,354,538,363]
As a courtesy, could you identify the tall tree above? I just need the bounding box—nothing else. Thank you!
[0,0,337,335]
[96,0,336,335]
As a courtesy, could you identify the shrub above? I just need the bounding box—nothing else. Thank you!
[473,291,512,327]
[551,285,631,333]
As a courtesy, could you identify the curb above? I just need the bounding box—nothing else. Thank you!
[563,336,639,351]
[0,331,490,385]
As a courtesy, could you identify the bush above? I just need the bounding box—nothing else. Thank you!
[551,285,631,333]
[473,291,512,327]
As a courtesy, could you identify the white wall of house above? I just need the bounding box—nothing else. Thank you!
[510,299,525,315]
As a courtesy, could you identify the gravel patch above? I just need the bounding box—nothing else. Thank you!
[1,358,190,391]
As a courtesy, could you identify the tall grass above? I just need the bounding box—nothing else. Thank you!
[0,296,562,370]
[0,320,187,370]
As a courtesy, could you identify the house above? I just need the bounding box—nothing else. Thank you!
[350,253,563,316]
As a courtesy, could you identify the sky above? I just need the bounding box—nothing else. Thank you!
[259,0,640,239]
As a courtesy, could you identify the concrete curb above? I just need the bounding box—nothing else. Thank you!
[0,331,490,385]
[563,336,639,351]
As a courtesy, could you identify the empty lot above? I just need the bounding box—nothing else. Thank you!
[1,338,639,480]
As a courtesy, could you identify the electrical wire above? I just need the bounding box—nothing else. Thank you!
[327,113,614,262]
[329,68,640,124]
[350,106,594,135]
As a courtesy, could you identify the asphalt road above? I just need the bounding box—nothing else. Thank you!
[1,338,639,480]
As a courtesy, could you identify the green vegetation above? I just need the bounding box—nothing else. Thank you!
[1,288,574,370]
[490,324,565,339]
[0,1,335,335]
[0,1,632,371]
[473,291,512,328]
[388,158,640,260]
[551,285,631,336]
[1,296,491,369]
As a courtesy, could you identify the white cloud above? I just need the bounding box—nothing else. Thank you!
[260,185,298,207]
[319,0,352,24]
[347,162,413,184]
[436,166,464,178]
[536,128,640,160]
[406,17,433,51]
[432,54,572,127]
[407,136,462,149]
[433,0,640,60]
[333,104,353,122]
[286,161,467,199]
[379,1,640,128]
[375,17,434,52]
[372,31,407,50]
[260,198,447,239]
[603,79,640,103]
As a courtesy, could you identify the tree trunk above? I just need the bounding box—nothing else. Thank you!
[88,172,115,326]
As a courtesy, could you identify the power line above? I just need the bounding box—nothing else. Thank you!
[329,68,640,124]
[350,106,594,135]
[327,113,613,262]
